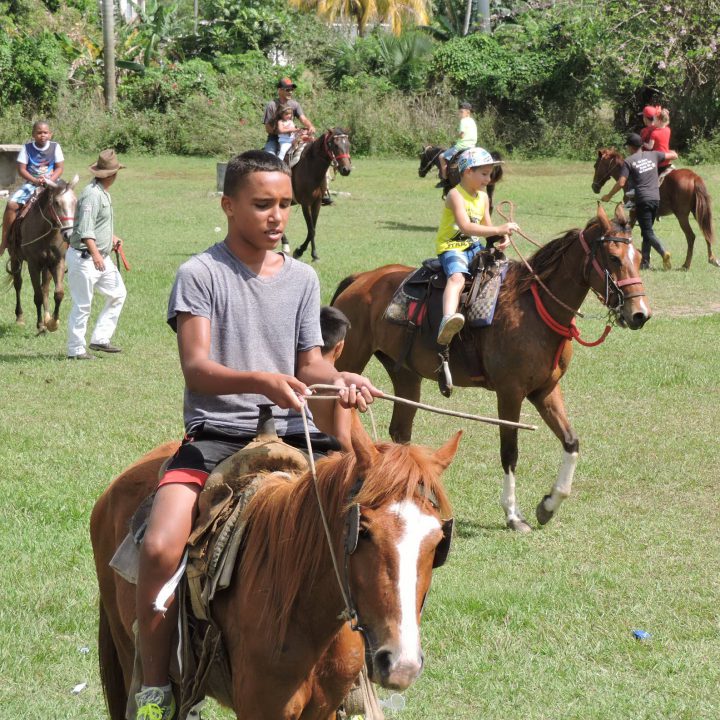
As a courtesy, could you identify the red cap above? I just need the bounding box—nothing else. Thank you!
[277,77,297,89]
[642,105,660,119]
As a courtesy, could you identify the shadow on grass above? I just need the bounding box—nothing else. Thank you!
[455,517,507,537]
[377,220,436,233]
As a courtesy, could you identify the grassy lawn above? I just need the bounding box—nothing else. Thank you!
[1,154,719,719]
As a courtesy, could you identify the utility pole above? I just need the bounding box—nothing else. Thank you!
[478,0,491,33]
[102,0,116,110]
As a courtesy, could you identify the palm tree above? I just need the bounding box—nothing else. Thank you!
[290,0,432,36]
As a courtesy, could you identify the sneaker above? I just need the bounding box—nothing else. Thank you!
[67,352,95,360]
[437,313,465,345]
[89,342,122,353]
[640,261,651,271]
[662,251,672,270]
[135,686,176,720]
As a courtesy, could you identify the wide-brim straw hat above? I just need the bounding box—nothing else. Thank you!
[89,149,126,178]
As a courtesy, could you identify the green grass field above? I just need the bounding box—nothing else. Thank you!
[1,154,719,719]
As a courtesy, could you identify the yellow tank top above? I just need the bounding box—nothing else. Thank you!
[435,185,488,255]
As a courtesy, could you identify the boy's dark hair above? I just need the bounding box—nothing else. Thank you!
[459,102,472,111]
[223,150,290,196]
[320,306,351,354]
[32,119,50,132]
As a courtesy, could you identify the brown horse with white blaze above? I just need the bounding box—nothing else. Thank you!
[6,175,78,333]
[592,148,718,269]
[288,128,352,261]
[91,421,460,719]
[332,205,650,533]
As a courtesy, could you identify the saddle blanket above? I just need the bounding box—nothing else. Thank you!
[384,253,508,333]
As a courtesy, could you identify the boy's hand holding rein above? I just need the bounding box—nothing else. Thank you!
[332,373,382,412]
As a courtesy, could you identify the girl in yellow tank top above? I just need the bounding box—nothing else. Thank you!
[435,147,520,345]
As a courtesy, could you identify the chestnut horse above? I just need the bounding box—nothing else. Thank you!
[287,128,352,262]
[332,205,650,533]
[91,424,460,719]
[592,148,718,269]
[6,175,78,333]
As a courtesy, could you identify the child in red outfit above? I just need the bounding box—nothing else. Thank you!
[647,108,672,170]
[639,105,660,148]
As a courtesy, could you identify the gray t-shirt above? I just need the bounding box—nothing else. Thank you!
[263,97,304,138]
[620,150,666,204]
[168,242,323,435]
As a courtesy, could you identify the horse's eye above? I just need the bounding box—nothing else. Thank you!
[358,523,371,540]
[609,254,622,266]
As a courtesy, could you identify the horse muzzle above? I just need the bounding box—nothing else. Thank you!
[591,182,601,194]
[338,165,352,177]
[60,227,74,241]
[370,646,424,690]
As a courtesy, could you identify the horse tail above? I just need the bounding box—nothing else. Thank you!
[490,151,504,185]
[331,274,359,306]
[693,177,715,247]
[98,598,128,720]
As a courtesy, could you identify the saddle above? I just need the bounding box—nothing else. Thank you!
[287,132,312,168]
[384,247,508,395]
[111,410,312,718]
[658,165,674,186]
[7,188,44,254]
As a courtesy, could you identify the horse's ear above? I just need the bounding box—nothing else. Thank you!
[70,174,79,189]
[614,202,628,226]
[597,203,612,233]
[350,410,378,472]
[44,177,58,189]
[597,149,603,158]
[432,431,463,472]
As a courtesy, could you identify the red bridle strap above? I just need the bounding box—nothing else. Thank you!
[530,282,612,369]
[578,230,642,289]
[323,132,350,162]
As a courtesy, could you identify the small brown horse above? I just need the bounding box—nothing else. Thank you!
[417,145,503,208]
[332,205,650,533]
[91,422,460,719]
[592,148,718,269]
[6,175,78,333]
[288,128,352,262]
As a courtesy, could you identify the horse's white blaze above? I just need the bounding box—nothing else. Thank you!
[545,450,578,512]
[625,245,650,316]
[501,470,521,522]
[390,500,440,663]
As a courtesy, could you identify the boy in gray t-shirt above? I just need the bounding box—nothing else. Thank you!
[133,151,379,720]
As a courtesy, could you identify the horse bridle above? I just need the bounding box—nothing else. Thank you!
[579,229,645,314]
[323,131,350,168]
[592,155,618,192]
[21,189,75,247]
[340,477,453,674]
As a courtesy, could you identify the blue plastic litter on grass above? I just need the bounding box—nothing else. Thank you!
[632,629,651,641]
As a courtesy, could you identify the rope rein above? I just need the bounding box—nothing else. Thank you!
[307,385,537,431]
[299,404,358,625]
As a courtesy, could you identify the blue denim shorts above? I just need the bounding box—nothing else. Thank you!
[11,182,38,205]
[439,243,482,276]
[442,146,461,161]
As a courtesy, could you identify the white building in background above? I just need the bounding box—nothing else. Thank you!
[116,0,144,23]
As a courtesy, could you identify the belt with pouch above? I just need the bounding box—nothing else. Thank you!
[75,247,108,259]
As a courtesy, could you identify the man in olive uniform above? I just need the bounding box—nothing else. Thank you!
[66,149,128,359]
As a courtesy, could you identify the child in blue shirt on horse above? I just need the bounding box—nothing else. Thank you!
[435,147,519,345]
[0,120,65,256]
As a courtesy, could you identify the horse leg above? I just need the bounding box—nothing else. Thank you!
[528,384,579,526]
[46,259,65,332]
[10,256,24,325]
[41,267,53,328]
[677,212,696,270]
[375,352,422,443]
[28,264,47,333]
[497,391,531,533]
[309,201,321,261]
[293,205,314,259]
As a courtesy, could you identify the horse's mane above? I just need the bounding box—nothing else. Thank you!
[502,226,582,300]
[239,441,452,649]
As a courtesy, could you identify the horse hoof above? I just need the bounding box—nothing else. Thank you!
[311,254,320,262]
[46,318,59,332]
[710,258,720,268]
[506,517,532,534]
[36,327,47,336]
[16,317,25,327]
[536,495,555,526]
[293,249,303,259]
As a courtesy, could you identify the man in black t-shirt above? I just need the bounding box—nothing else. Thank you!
[602,133,678,269]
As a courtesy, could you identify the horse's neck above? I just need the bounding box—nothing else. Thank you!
[536,237,591,326]
[304,139,331,178]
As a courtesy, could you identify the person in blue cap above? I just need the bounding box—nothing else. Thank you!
[434,147,519,345]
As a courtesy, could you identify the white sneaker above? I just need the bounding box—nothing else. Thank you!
[437,312,465,345]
